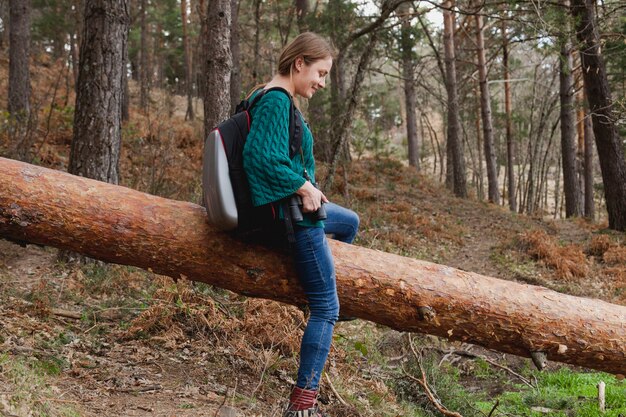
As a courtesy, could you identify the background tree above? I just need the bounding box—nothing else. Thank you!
[202,0,232,138]
[571,0,626,231]
[442,0,466,197]
[8,0,32,161]
[398,2,420,169]
[68,0,129,184]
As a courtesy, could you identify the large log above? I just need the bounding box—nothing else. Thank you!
[0,157,624,374]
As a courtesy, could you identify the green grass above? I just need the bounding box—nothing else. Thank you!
[477,368,626,417]
[0,353,80,417]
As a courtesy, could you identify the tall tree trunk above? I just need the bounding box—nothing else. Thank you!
[8,0,32,162]
[583,106,595,219]
[203,0,232,139]
[570,0,626,231]
[139,0,149,111]
[475,11,499,204]
[474,87,484,200]
[399,4,419,169]
[326,33,378,188]
[229,0,242,113]
[502,20,516,212]
[295,0,309,32]
[181,0,195,120]
[68,0,129,184]
[121,19,130,123]
[252,0,261,83]
[559,33,582,217]
[442,0,467,197]
[2,157,626,375]
[8,0,31,121]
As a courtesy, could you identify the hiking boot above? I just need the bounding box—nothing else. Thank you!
[283,404,328,417]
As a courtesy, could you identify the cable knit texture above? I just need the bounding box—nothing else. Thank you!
[243,90,322,228]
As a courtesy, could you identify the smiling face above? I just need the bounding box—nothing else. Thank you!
[293,56,333,99]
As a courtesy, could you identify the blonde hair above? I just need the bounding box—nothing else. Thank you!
[246,32,336,99]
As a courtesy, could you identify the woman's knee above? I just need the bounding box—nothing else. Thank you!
[308,293,339,323]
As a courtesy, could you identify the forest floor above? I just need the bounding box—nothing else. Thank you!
[1,55,626,417]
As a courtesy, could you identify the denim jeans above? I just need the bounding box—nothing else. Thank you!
[292,202,359,390]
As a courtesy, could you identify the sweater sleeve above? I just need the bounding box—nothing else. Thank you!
[243,91,306,206]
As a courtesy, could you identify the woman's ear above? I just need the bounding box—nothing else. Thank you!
[295,57,304,72]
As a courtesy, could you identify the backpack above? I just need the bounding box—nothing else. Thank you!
[202,87,302,235]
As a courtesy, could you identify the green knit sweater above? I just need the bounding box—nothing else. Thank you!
[243,89,322,228]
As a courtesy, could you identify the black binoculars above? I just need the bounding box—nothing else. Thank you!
[288,195,327,222]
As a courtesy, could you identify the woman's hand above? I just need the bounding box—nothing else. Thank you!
[296,181,328,213]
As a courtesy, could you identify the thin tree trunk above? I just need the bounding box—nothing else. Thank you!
[203,0,232,138]
[181,0,195,120]
[502,20,516,212]
[583,107,595,219]
[8,0,31,121]
[558,19,582,217]
[229,0,242,113]
[327,33,378,188]
[570,0,626,231]
[121,23,130,122]
[139,0,149,111]
[475,10,499,204]
[2,157,625,375]
[443,0,467,197]
[252,0,261,83]
[399,4,419,169]
[474,86,484,200]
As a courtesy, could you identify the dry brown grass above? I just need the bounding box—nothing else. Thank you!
[519,230,588,279]
[587,235,617,257]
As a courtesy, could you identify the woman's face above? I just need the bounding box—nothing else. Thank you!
[294,56,333,99]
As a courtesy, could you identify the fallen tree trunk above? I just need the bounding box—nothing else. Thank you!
[0,157,624,374]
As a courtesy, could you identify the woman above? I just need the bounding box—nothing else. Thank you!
[242,32,359,417]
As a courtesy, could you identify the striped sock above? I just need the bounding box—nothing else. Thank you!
[288,386,317,411]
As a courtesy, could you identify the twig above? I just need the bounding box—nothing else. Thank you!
[405,334,464,417]
[324,373,348,406]
[116,384,162,393]
[487,400,500,417]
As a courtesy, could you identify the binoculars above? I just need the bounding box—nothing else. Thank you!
[288,195,327,222]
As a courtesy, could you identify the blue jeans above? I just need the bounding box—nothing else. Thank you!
[292,202,359,390]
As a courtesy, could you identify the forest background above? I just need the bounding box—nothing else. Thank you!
[0,0,625,416]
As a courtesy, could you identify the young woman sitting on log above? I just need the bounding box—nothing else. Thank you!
[242,32,360,417]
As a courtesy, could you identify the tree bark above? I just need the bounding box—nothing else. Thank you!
[399,4,419,169]
[442,0,467,197]
[570,0,626,231]
[558,24,582,217]
[475,11,499,204]
[502,20,516,212]
[8,0,31,121]
[68,0,129,184]
[203,0,232,138]
[229,0,242,114]
[583,107,595,219]
[139,0,149,111]
[1,157,625,375]
[181,0,195,120]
